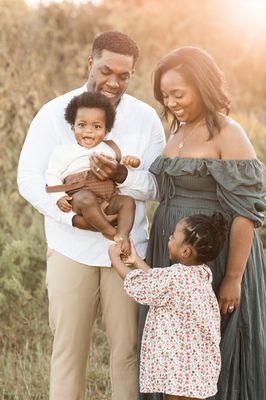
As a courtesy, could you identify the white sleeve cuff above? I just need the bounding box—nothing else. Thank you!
[117,168,134,189]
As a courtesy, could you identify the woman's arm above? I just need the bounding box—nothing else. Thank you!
[218,216,254,314]
[218,119,256,314]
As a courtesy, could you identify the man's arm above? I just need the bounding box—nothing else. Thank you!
[17,104,75,225]
[118,112,165,201]
[91,110,165,201]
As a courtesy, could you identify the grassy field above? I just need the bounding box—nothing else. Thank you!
[1,315,111,399]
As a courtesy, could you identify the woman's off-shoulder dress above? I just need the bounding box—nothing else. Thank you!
[138,157,266,400]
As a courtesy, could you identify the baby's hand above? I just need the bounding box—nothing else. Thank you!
[57,195,72,212]
[122,155,140,168]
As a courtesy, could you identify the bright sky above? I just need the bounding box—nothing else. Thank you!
[25,0,101,6]
[25,0,266,26]
[25,0,266,12]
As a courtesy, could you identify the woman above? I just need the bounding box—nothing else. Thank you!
[138,47,266,400]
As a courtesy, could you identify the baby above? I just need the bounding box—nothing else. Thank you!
[46,91,140,254]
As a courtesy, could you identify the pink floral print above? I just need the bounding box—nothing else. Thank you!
[124,264,221,398]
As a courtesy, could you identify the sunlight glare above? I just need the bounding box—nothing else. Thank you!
[25,0,101,7]
[240,0,266,24]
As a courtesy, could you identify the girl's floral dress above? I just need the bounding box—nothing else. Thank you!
[124,264,221,399]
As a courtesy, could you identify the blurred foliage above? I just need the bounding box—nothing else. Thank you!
[0,0,265,397]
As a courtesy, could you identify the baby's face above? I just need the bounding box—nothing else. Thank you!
[73,107,106,148]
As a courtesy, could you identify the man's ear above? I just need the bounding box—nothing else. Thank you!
[88,56,93,71]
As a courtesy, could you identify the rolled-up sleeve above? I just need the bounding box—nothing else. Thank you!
[17,104,75,225]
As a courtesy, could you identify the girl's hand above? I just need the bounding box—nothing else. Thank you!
[122,239,140,265]
[108,242,123,261]
[218,275,241,314]
[57,195,72,212]
[114,234,131,257]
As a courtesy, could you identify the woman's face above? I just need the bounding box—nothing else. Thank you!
[160,68,205,123]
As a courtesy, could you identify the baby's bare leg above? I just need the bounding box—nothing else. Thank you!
[71,190,116,240]
[105,194,136,254]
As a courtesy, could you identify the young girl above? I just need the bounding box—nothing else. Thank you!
[109,212,227,400]
[46,91,140,254]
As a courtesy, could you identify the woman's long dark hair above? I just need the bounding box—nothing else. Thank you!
[153,46,231,139]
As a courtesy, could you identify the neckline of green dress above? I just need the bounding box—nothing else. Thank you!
[159,155,261,163]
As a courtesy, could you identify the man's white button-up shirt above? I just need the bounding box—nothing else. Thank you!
[17,85,165,266]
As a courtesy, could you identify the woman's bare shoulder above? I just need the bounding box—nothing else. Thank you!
[217,115,256,159]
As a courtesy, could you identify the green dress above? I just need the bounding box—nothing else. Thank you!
[138,156,266,400]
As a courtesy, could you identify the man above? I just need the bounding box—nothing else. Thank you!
[17,31,165,400]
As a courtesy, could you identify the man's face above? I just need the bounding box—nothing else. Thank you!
[87,49,135,106]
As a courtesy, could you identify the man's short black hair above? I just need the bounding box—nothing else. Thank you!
[64,92,116,132]
[92,31,139,64]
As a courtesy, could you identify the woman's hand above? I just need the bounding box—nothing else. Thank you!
[218,275,241,314]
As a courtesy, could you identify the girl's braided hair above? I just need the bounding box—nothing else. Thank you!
[183,212,228,263]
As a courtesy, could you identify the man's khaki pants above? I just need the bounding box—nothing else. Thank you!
[46,249,139,400]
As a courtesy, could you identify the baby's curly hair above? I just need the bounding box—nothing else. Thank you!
[92,31,139,64]
[64,92,116,132]
[183,212,228,263]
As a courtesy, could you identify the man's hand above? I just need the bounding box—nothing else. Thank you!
[90,153,128,183]
[57,195,72,212]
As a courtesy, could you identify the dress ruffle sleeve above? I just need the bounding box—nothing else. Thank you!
[124,268,173,307]
[206,159,265,227]
[149,156,266,228]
